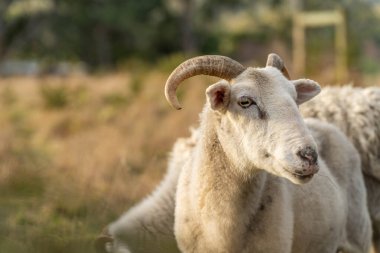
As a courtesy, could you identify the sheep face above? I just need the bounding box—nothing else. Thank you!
[206,67,321,184]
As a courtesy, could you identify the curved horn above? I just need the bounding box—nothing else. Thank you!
[165,55,246,110]
[266,53,291,79]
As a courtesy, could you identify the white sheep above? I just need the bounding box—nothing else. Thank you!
[300,86,380,252]
[300,86,380,179]
[96,53,370,252]
[169,54,371,253]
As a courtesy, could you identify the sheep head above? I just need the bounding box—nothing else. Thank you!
[165,53,321,184]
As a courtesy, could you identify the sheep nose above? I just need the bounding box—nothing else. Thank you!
[297,147,318,165]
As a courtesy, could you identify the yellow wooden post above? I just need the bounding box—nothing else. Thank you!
[292,14,306,76]
[335,9,348,82]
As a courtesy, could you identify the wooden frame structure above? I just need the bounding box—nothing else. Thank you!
[292,9,347,82]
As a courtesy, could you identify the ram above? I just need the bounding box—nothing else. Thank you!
[97,54,372,253]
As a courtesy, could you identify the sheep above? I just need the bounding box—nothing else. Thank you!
[299,86,380,252]
[168,54,371,253]
[97,54,372,253]
[300,86,380,179]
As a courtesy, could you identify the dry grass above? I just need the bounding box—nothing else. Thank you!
[0,70,221,253]
[0,68,378,253]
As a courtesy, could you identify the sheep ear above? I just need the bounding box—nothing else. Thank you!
[206,81,231,113]
[292,79,321,105]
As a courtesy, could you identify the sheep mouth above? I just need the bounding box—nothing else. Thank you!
[274,159,318,184]
[290,172,314,180]
[281,167,316,183]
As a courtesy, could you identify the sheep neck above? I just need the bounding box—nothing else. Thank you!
[194,110,269,250]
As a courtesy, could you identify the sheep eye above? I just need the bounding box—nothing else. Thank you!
[238,96,255,108]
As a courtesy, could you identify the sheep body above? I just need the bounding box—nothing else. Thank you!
[300,86,380,252]
[300,86,380,179]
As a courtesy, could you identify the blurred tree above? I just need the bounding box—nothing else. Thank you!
[1,0,182,68]
[50,0,181,68]
[0,0,379,74]
[0,0,13,58]
[178,0,197,54]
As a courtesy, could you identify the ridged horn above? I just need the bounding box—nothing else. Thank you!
[165,55,246,110]
[266,53,291,79]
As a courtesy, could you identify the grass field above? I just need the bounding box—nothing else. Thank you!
[0,63,378,253]
[0,64,227,253]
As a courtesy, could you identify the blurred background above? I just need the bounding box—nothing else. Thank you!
[1,0,380,252]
